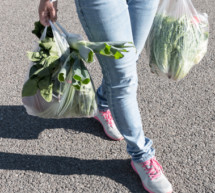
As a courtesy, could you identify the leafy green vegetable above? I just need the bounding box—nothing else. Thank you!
[70,41,133,61]
[40,82,53,102]
[22,21,135,118]
[72,57,91,87]
[55,22,134,62]
[22,36,61,102]
[22,78,38,97]
[32,21,53,39]
[57,55,72,82]
[147,14,209,81]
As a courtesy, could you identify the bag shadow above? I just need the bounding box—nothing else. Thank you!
[0,105,106,140]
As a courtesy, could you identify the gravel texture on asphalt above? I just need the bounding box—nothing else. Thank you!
[0,0,214,192]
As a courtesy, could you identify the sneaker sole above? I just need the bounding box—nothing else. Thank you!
[94,116,124,141]
[131,161,172,193]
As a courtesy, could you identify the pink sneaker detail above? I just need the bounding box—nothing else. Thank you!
[94,110,124,141]
[99,110,114,127]
[141,157,163,180]
[131,157,173,193]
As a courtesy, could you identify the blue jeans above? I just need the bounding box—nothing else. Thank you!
[75,0,159,162]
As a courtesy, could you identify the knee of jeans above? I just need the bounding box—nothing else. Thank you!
[110,75,138,97]
[111,51,138,88]
[99,46,138,92]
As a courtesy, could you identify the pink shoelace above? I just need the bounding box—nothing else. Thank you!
[100,110,114,128]
[141,157,163,180]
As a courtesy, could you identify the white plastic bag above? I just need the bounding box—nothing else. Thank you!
[22,22,98,119]
[146,0,209,81]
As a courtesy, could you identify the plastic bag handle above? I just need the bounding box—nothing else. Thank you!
[55,21,69,37]
[49,20,61,35]
[49,20,70,57]
[40,26,48,40]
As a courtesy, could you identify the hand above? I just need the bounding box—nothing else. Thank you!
[39,0,58,26]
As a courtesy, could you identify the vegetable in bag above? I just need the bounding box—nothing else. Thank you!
[146,0,209,81]
[22,21,134,119]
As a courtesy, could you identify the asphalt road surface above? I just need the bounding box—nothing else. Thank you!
[0,0,214,192]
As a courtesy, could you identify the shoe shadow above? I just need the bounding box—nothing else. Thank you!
[0,105,147,192]
[0,105,107,140]
[0,152,146,192]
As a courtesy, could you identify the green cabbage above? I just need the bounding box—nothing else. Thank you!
[147,14,209,81]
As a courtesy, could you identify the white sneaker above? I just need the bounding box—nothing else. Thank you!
[94,109,124,141]
[131,157,173,193]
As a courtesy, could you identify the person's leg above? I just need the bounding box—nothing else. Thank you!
[89,0,160,142]
[94,77,124,141]
[75,0,154,162]
[127,0,159,56]
[96,79,108,111]
[74,0,173,192]
[97,0,160,111]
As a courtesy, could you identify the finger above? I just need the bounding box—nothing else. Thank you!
[53,1,58,22]
[39,7,50,26]
[49,3,58,22]
[40,18,50,26]
[39,12,50,26]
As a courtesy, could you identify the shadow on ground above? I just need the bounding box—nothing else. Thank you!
[0,105,147,192]
[0,152,146,192]
[0,105,107,140]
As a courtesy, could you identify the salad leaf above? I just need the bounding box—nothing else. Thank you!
[32,21,53,39]
[22,78,38,97]
[40,83,53,102]
[22,35,61,102]
[72,58,91,89]
[147,14,209,81]
[58,55,72,82]
[70,41,134,61]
